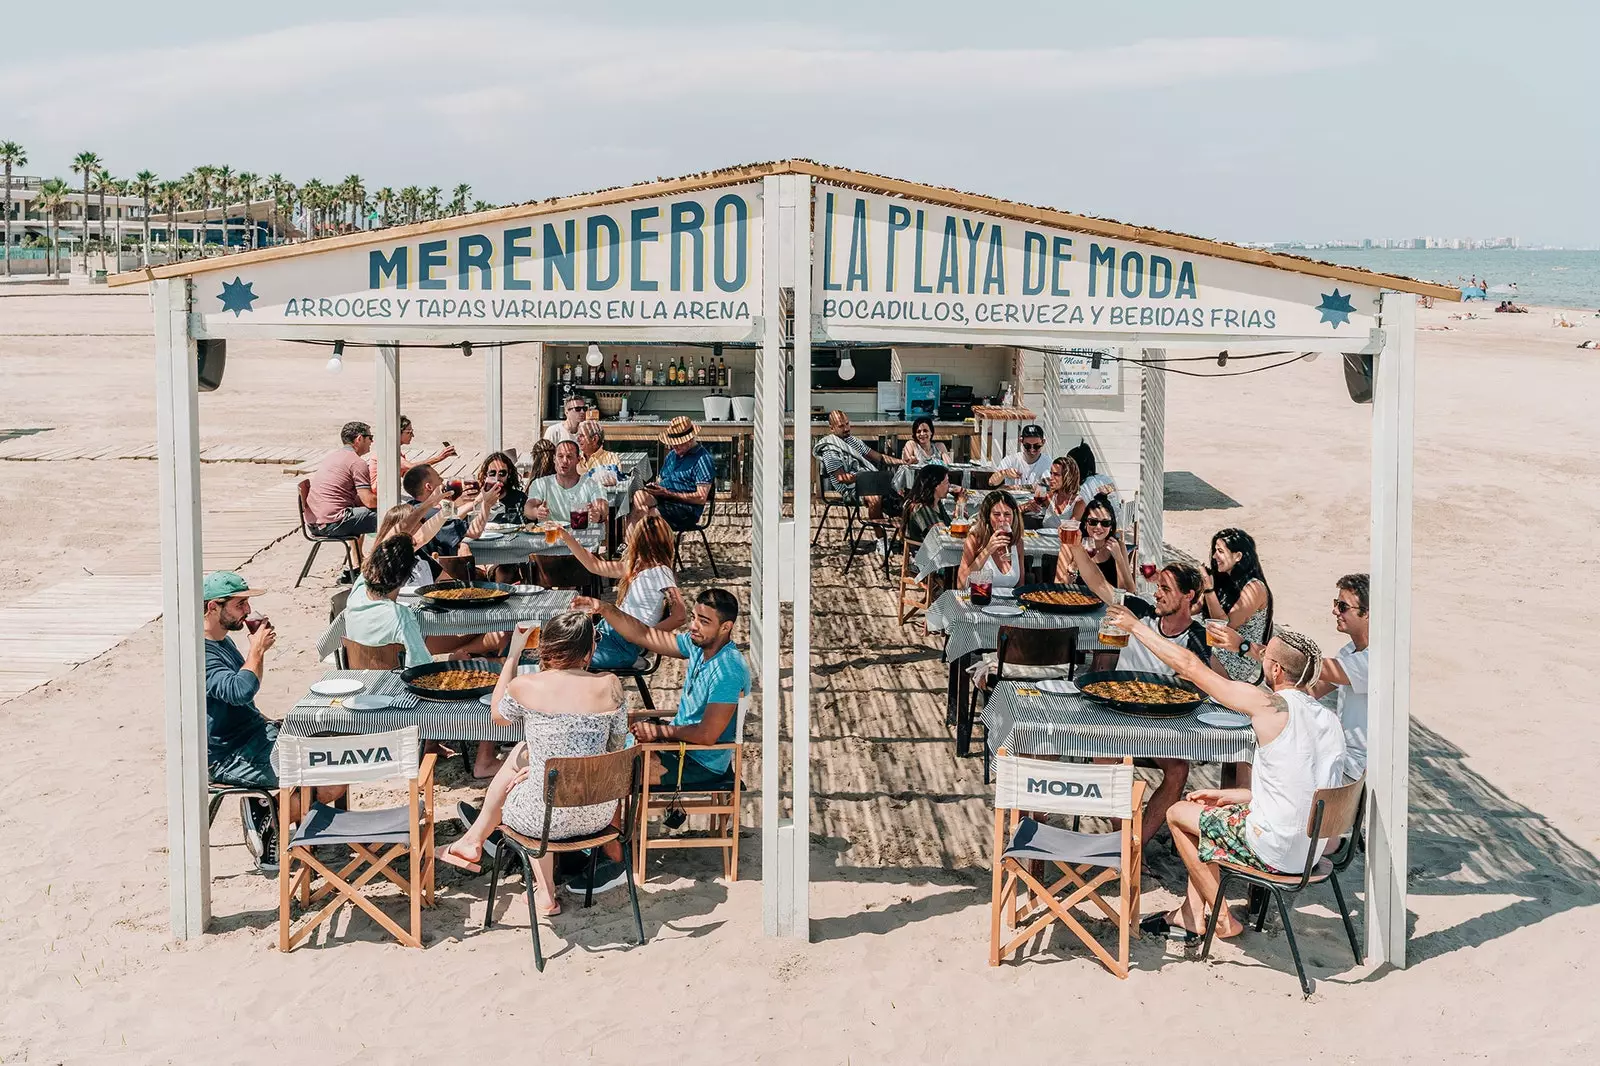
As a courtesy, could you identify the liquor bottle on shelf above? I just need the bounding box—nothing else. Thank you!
[676,354,687,384]
[696,356,706,386]
[609,354,619,385]
[623,357,633,385]
[719,354,729,387]
[641,359,652,387]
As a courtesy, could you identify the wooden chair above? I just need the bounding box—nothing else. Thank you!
[434,553,477,583]
[635,694,749,883]
[671,481,720,578]
[990,751,1145,977]
[275,726,435,951]
[960,626,1079,762]
[1200,777,1367,996]
[341,639,405,670]
[294,478,364,588]
[896,536,931,625]
[484,748,646,972]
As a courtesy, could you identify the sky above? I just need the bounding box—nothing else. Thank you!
[3,0,1596,245]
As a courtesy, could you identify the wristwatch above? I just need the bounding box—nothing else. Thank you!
[1238,640,1253,655]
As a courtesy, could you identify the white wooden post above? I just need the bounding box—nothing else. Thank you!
[758,174,785,936]
[485,343,504,453]
[374,343,401,514]
[528,342,545,447]
[154,277,209,938]
[788,171,813,939]
[1137,351,1166,568]
[1367,292,1416,968]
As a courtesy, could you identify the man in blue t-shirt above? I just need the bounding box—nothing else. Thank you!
[576,586,749,788]
[632,416,715,532]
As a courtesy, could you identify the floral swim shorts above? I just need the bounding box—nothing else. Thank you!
[1197,802,1282,874]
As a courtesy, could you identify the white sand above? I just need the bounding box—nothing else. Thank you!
[1,286,1597,1062]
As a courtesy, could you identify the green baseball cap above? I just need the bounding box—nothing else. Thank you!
[203,571,267,602]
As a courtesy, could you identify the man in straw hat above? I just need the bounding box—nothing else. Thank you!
[632,416,714,532]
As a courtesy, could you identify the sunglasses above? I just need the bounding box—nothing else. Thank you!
[1333,599,1359,614]
[1084,517,1113,528]
[1022,442,1043,450]
[485,469,509,479]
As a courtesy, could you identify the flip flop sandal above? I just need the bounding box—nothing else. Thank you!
[1140,913,1200,943]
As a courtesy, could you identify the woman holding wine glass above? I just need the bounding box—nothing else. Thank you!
[957,490,1024,592]
[1199,527,1274,683]
[1055,494,1134,592]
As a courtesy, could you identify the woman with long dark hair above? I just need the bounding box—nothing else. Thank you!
[1202,527,1274,683]
[957,490,1023,591]
[476,450,527,525]
[900,416,952,466]
[1055,493,1134,592]
[901,463,953,544]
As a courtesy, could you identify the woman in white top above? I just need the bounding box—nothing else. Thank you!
[900,416,953,466]
[1102,611,1347,941]
[440,612,630,917]
[957,490,1024,591]
[1036,455,1083,529]
[558,515,686,670]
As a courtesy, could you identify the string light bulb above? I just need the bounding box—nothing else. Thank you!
[1217,350,1229,367]
[837,351,856,381]
[325,339,345,374]
[461,341,473,358]
[585,343,604,368]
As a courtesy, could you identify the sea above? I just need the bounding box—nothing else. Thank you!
[1305,249,1600,310]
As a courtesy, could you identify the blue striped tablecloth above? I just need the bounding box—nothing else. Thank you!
[280,669,522,742]
[924,588,1104,661]
[469,524,606,566]
[316,588,577,659]
[983,680,1256,764]
[912,527,1059,582]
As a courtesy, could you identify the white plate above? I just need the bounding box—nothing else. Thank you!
[511,584,545,595]
[474,531,504,541]
[479,694,493,706]
[399,586,420,598]
[1197,709,1252,729]
[1036,679,1078,695]
[485,522,520,532]
[310,678,364,697]
[344,693,392,711]
[981,604,1025,617]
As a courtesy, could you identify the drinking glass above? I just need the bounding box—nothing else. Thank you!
[969,580,993,607]
[1204,619,1228,647]
[1097,617,1129,647]
[571,508,589,531]
[1139,562,1159,580]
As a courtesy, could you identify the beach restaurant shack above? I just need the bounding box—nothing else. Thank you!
[111,160,1454,968]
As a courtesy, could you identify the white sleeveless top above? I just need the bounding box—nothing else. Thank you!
[970,541,1023,590]
[1246,688,1348,872]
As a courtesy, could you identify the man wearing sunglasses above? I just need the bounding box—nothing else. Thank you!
[1310,574,1369,779]
[989,423,1053,489]
[544,396,589,445]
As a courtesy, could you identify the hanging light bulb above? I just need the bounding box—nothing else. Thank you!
[325,339,345,374]
[461,341,473,358]
[1217,350,1229,367]
[585,343,604,368]
[836,351,856,381]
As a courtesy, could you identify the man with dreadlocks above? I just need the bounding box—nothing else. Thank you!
[1103,604,1348,941]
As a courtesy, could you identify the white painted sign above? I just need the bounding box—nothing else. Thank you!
[812,184,1378,342]
[190,184,761,337]
[1056,348,1119,396]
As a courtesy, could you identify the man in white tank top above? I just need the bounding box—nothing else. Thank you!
[1103,603,1347,941]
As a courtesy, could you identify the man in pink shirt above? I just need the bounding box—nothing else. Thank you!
[305,421,379,540]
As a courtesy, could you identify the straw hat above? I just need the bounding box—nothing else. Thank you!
[661,416,698,446]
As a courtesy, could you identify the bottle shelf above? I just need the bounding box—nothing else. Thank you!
[555,383,732,392]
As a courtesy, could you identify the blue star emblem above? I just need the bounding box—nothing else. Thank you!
[1316,288,1356,328]
[217,276,258,317]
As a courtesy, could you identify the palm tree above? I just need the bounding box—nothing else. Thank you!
[424,186,442,220]
[158,181,184,258]
[237,172,258,249]
[265,173,290,246]
[134,170,156,265]
[340,174,365,232]
[374,187,395,228]
[70,151,102,274]
[213,164,234,251]
[92,168,116,272]
[471,199,494,214]
[1,141,25,276]
[450,183,471,215]
[34,177,69,278]
[189,165,214,257]
[399,185,422,224]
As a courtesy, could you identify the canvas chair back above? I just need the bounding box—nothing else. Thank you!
[276,726,421,789]
[994,753,1133,820]
[435,555,476,583]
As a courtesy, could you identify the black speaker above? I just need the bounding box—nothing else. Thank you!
[197,339,226,392]
[1342,352,1374,405]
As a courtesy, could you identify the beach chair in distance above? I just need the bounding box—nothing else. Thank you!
[275,726,435,951]
[635,694,749,883]
[340,640,405,670]
[990,752,1145,977]
[1200,777,1366,996]
[484,747,646,972]
[294,478,365,588]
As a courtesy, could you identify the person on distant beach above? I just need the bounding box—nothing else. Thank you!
[304,421,378,546]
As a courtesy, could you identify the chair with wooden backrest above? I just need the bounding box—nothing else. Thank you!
[484,747,645,972]
[434,553,477,583]
[636,693,749,883]
[275,726,435,951]
[960,626,1080,762]
[294,478,365,588]
[340,639,405,670]
[1200,776,1367,996]
[896,534,931,626]
[990,751,1145,976]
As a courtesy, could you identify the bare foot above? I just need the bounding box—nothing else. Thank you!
[536,887,561,918]
[437,841,482,874]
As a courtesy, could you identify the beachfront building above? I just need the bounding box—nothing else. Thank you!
[111,159,1452,973]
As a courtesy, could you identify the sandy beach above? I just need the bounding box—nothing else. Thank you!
[2,283,1598,1063]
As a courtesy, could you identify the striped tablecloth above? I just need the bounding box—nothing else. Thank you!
[280,669,522,742]
[924,588,1104,661]
[983,680,1257,764]
[469,524,606,566]
[316,588,577,659]
[912,526,1059,582]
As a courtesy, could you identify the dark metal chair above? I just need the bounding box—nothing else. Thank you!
[1200,777,1367,996]
[671,481,719,578]
[293,478,364,588]
[208,784,278,871]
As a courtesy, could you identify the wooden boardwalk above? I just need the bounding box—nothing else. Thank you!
[0,434,317,464]
[0,482,299,702]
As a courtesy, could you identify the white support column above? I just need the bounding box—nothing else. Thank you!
[374,343,402,514]
[787,172,814,939]
[485,343,505,453]
[1367,292,1416,968]
[1137,350,1166,569]
[154,278,209,938]
[758,175,786,937]
[528,342,546,447]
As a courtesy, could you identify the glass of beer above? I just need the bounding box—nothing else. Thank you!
[522,622,541,653]
[1098,617,1129,647]
[1204,619,1228,647]
[1059,524,1080,547]
[969,580,993,607]
[543,525,561,545]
